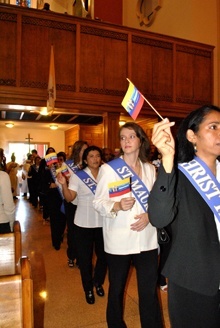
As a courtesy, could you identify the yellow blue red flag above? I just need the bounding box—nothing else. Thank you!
[45,152,57,166]
[108,177,131,198]
[121,81,144,120]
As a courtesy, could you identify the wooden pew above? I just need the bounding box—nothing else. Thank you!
[0,256,34,328]
[0,220,22,276]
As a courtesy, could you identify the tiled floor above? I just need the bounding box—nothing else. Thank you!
[16,196,171,328]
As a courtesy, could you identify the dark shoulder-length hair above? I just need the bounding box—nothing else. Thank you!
[82,145,102,169]
[119,122,150,163]
[46,147,55,155]
[177,104,220,163]
[69,140,89,164]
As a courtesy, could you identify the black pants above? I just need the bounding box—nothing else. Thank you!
[158,225,172,286]
[64,201,78,261]
[40,193,50,220]
[74,225,107,292]
[168,281,220,328]
[0,222,11,234]
[106,250,163,328]
[47,188,66,249]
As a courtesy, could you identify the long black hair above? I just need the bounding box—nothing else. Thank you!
[177,105,220,163]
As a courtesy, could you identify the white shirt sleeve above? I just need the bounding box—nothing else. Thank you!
[93,164,119,217]
[0,171,15,231]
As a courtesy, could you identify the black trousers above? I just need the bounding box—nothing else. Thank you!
[40,193,50,220]
[0,222,11,234]
[74,224,107,292]
[64,201,78,261]
[168,281,220,328]
[47,188,66,249]
[106,250,163,328]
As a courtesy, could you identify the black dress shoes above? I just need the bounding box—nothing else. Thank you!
[85,290,95,304]
[95,285,105,297]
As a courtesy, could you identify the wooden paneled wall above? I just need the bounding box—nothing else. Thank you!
[64,124,103,155]
[0,4,214,113]
[0,4,214,151]
[65,125,80,157]
[64,117,159,157]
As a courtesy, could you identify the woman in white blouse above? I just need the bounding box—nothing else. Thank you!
[93,122,162,328]
[0,170,15,233]
[57,146,107,305]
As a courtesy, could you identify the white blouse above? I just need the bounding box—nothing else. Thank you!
[93,159,158,255]
[0,171,15,231]
[68,167,103,228]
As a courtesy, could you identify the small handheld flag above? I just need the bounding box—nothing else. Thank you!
[45,152,58,166]
[56,164,70,178]
[122,79,163,120]
[121,81,144,120]
[108,177,131,198]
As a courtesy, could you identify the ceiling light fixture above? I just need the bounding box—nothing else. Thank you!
[39,108,54,116]
[50,124,58,130]
[119,120,126,126]
[5,123,14,128]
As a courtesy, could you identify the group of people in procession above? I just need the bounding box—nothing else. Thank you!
[0,104,219,327]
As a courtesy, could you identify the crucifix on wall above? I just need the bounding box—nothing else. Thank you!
[25,133,33,153]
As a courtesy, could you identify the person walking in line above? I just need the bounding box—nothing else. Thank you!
[57,146,107,305]
[0,168,15,233]
[148,105,220,328]
[0,148,6,172]
[38,147,56,222]
[28,155,42,208]
[93,122,163,328]
[64,140,88,268]
[6,152,19,200]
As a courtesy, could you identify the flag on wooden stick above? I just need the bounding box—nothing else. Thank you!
[121,79,163,120]
[47,45,56,112]
[121,80,144,120]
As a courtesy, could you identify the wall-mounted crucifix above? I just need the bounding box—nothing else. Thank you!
[25,133,33,153]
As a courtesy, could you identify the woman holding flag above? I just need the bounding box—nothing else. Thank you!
[38,147,66,250]
[148,105,220,327]
[93,122,162,328]
[57,146,107,305]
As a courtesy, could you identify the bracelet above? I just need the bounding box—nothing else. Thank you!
[110,208,117,218]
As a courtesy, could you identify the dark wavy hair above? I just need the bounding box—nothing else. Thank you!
[46,147,55,155]
[118,122,150,162]
[69,140,89,164]
[57,151,66,162]
[82,145,102,169]
[177,105,220,163]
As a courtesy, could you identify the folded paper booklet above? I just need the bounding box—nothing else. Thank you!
[108,177,131,198]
